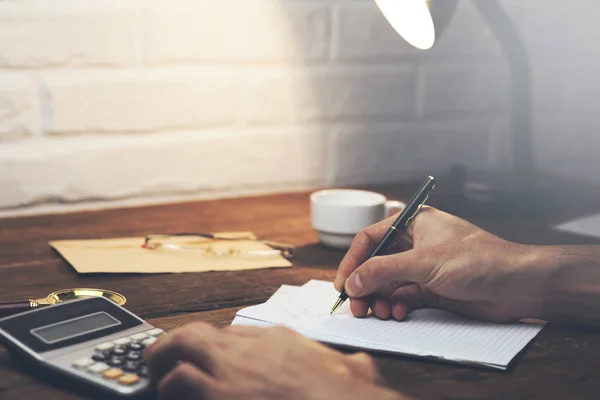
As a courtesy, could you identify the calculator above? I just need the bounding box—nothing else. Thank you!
[0,296,164,397]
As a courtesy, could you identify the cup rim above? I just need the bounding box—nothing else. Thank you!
[310,188,386,207]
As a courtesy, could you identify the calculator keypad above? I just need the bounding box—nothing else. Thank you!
[126,352,142,361]
[111,346,127,356]
[118,374,141,385]
[142,336,157,346]
[72,328,164,387]
[108,356,125,367]
[73,358,95,368]
[130,332,148,341]
[87,362,109,373]
[123,360,141,372]
[128,342,144,351]
[92,352,108,362]
[103,368,124,380]
[95,342,114,352]
[146,328,164,336]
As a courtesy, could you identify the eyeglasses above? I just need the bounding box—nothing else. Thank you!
[142,232,295,259]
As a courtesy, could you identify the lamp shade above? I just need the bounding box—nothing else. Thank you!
[374,0,458,50]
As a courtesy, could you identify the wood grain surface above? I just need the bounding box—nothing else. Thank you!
[2,178,600,399]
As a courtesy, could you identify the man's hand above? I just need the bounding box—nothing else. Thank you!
[335,206,543,323]
[144,322,406,400]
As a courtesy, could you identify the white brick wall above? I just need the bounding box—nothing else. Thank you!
[146,2,330,64]
[1,0,600,217]
[0,2,140,67]
[0,75,37,139]
[0,127,326,209]
[241,66,416,124]
[46,71,237,134]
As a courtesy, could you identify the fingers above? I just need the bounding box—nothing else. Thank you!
[349,285,424,320]
[145,323,217,385]
[349,297,370,318]
[390,302,410,321]
[349,297,392,320]
[389,284,425,321]
[334,215,400,292]
[371,297,391,320]
[157,362,214,400]
[345,248,438,299]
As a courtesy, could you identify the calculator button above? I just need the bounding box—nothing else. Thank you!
[126,352,142,361]
[142,337,157,346]
[138,365,149,377]
[123,360,140,372]
[108,356,125,367]
[102,368,124,380]
[127,342,144,351]
[130,332,148,341]
[95,342,114,351]
[92,353,108,362]
[87,362,109,374]
[114,338,131,345]
[147,328,164,336]
[73,358,94,368]
[118,374,141,385]
[111,346,127,356]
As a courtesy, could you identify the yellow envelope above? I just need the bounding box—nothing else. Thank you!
[49,232,292,274]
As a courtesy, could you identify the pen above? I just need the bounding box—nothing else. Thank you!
[330,175,436,314]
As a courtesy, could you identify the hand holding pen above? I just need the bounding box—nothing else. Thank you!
[331,176,436,314]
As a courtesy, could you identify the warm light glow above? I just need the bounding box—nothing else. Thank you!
[374,0,435,50]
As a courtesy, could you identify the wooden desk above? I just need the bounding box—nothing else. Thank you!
[2,181,600,400]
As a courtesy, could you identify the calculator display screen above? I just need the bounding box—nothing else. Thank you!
[0,297,143,353]
[31,312,121,344]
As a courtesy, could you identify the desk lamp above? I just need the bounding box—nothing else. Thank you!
[374,0,558,215]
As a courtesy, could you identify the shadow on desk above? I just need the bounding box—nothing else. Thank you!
[292,243,347,270]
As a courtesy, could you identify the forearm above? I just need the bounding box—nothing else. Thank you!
[523,245,600,326]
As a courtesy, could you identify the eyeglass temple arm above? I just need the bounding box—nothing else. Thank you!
[263,240,293,248]
[144,234,293,247]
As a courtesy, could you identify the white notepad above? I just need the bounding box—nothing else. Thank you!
[232,280,545,370]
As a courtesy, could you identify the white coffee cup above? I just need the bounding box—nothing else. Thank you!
[310,189,405,250]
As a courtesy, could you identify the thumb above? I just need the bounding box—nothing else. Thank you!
[344,249,437,298]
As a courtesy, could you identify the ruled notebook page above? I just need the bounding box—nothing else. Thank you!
[234,280,545,370]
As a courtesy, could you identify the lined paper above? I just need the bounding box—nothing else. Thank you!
[232,280,545,370]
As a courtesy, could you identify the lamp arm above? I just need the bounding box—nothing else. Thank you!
[473,1,533,176]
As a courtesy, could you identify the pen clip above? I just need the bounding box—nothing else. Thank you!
[404,190,432,227]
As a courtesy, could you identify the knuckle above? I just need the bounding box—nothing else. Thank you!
[171,363,194,382]
[189,321,215,332]
[170,322,211,341]
[362,256,386,282]
[210,381,234,399]
[349,230,371,251]
[157,363,195,399]
[169,330,188,345]
[169,329,204,352]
